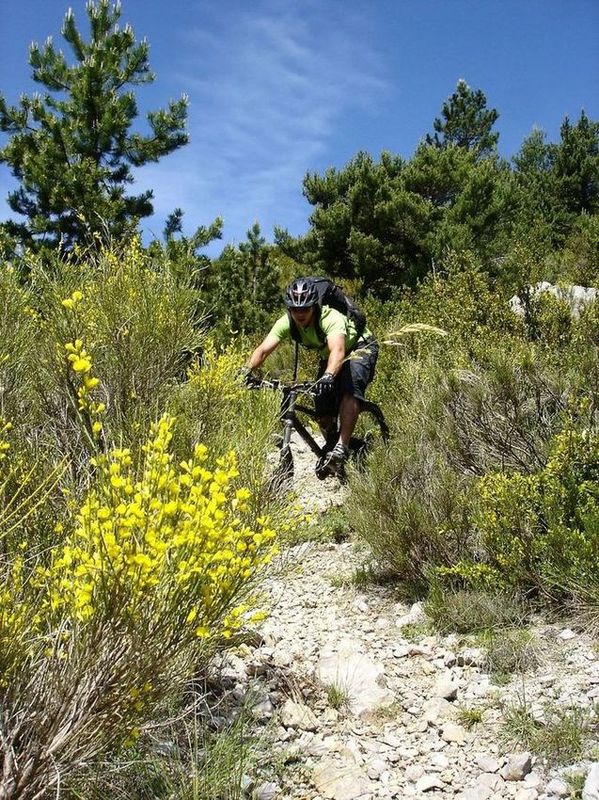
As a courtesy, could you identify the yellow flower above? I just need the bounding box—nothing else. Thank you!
[72,358,92,373]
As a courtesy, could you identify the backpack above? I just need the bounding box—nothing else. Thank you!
[288,277,367,346]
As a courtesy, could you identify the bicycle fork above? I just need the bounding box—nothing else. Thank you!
[280,389,296,454]
[280,389,326,459]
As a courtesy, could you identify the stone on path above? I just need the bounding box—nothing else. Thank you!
[317,639,394,716]
[476,754,501,773]
[441,722,467,743]
[415,773,445,792]
[395,601,427,628]
[280,698,319,731]
[514,789,538,800]
[546,777,569,798]
[456,788,493,800]
[435,672,459,701]
[423,696,455,725]
[583,763,599,800]
[501,752,532,781]
[312,758,371,800]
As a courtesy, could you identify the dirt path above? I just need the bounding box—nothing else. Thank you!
[217,435,599,800]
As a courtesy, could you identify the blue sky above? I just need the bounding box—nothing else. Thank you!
[1,0,597,254]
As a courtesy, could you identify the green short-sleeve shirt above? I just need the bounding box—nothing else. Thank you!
[268,305,370,359]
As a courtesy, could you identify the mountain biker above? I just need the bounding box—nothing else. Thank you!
[243,277,379,472]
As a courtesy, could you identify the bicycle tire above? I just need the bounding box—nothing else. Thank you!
[350,401,390,470]
[269,445,294,494]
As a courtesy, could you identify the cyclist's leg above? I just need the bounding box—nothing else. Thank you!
[314,359,339,443]
[338,394,361,447]
[335,341,379,447]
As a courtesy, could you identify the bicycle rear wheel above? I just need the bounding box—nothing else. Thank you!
[349,401,389,470]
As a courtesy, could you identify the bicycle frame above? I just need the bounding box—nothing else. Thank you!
[280,386,326,459]
[247,377,389,469]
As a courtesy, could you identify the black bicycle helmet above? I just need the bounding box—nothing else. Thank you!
[284,278,319,309]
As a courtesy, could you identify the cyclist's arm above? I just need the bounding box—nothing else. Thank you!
[324,334,346,376]
[247,334,280,370]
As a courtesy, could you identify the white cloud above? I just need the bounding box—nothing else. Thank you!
[0,0,388,254]
[138,0,388,251]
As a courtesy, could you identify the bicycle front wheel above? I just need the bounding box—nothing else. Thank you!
[269,445,294,494]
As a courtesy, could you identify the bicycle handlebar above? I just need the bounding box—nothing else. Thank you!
[245,376,318,395]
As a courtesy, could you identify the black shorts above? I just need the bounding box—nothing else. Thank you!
[314,339,379,417]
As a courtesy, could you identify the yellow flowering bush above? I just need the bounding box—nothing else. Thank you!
[0,417,12,463]
[169,338,281,503]
[64,338,106,448]
[27,240,202,465]
[185,339,245,412]
[37,414,276,633]
[0,414,277,799]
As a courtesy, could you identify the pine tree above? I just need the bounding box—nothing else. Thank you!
[0,0,188,251]
[155,208,223,289]
[212,223,281,338]
[553,111,599,217]
[426,80,499,159]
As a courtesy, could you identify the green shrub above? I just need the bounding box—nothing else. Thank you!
[425,585,530,634]
[469,425,599,613]
[501,699,596,768]
[346,429,475,593]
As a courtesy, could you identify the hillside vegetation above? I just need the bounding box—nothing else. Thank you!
[0,2,598,797]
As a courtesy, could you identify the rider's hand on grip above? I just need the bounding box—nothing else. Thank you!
[315,372,335,396]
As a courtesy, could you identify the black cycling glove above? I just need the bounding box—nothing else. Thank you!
[315,372,336,395]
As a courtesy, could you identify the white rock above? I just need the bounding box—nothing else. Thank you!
[272,647,292,667]
[515,789,538,800]
[422,697,455,725]
[317,644,394,716]
[312,759,371,800]
[444,651,457,667]
[546,777,569,797]
[584,763,599,800]
[435,672,459,701]
[456,789,493,800]
[415,774,445,793]
[430,753,450,770]
[524,771,543,788]
[509,282,598,319]
[559,628,577,641]
[280,698,319,731]
[396,601,427,628]
[476,754,501,773]
[478,772,504,791]
[405,764,425,781]
[441,722,467,743]
[502,752,532,781]
[367,758,387,779]
[251,696,274,720]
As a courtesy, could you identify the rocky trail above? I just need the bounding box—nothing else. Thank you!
[213,435,599,800]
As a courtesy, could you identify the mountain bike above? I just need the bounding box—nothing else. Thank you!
[246,376,389,485]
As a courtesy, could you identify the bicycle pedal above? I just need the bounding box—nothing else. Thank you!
[315,456,333,480]
[271,434,284,449]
